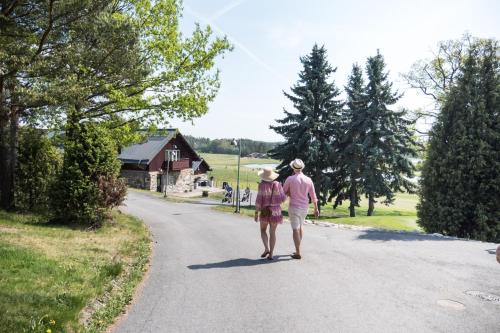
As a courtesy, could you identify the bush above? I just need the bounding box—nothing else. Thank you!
[417,41,500,242]
[15,128,62,212]
[50,121,126,226]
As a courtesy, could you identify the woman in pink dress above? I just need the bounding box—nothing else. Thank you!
[254,168,286,260]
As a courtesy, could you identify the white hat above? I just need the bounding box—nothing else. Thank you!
[258,167,279,182]
[289,158,305,170]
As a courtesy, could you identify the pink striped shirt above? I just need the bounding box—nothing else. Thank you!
[283,172,318,209]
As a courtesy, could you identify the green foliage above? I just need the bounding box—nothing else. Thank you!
[270,44,344,207]
[50,120,125,226]
[359,51,418,215]
[15,128,62,212]
[0,0,231,209]
[333,64,367,216]
[417,40,500,242]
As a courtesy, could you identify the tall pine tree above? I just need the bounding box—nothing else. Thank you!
[334,64,368,217]
[417,40,500,242]
[270,44,343,208]
[361,51,418,215]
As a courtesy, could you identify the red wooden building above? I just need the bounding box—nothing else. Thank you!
[118,129,211,192]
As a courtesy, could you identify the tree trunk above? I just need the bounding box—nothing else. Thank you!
[5,105,19,210]
[314,170,321,213]
[0,78,11,210]
[367,193,375,216]
[349,181,356,217]
[0,79,20,210]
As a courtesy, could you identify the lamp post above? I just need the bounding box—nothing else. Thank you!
[231,138,241,213]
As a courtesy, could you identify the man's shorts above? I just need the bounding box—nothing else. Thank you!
[288,206,309,230]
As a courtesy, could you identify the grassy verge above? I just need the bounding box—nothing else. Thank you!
[0,210,151,333]
[213,193,421,232]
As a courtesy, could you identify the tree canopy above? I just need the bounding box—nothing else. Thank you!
[417,39,500,242]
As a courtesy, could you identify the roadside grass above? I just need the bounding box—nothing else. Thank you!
[0,210,150,333]
[202,153,279,191]
[214,192,421,232]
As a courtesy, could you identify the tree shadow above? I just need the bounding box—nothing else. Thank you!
[356,229,459,242]
[187,255,292,270]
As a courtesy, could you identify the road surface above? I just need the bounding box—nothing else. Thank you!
[113,191,499,333]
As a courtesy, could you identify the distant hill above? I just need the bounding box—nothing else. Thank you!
[184,135,280,157]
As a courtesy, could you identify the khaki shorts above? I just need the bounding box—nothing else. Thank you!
[288,206,309,230]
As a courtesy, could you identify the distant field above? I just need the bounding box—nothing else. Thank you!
[202,153,280,191]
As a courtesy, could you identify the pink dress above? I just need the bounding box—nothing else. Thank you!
[255,180,286,223]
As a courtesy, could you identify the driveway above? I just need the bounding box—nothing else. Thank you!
[113,190,499,333]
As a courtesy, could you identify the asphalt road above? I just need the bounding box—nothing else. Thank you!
[113,191,500,333]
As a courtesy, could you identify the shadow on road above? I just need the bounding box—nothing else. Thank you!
[187,256,292,270]
[356,229,458,242]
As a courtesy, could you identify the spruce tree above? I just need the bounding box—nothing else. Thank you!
[270,44,343,208]
[335,64,368,217]
[417,40,500,242]
[362,51,418,215]
[50,117,125,226]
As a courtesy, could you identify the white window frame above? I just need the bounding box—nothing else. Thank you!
[165,149,180,162]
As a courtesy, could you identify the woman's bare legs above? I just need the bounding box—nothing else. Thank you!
[268,223,278,259]
[260,221,270,256]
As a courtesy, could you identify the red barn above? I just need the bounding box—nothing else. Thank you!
[118,129,211,192]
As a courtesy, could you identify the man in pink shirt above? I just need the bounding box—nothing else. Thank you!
[283,158,320,259]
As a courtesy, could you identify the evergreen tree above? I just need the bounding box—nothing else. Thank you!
[270,44,343,208]
[50,118,125,226]
[334,64,368,217]
[417,40,500,242]
[361,51,418,215]
[15,128,62,212]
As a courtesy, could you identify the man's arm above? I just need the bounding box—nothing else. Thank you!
[309,181,320,218]
[283,177,290,196]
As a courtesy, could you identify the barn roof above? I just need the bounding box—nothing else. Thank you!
[118,129,211,171]
[118,129,177,165]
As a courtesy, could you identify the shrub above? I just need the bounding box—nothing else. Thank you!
[417,41,500,242]
[50,120,126,226]
[15,128,62,212]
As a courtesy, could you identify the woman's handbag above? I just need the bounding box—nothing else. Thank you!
[260,183,275,218]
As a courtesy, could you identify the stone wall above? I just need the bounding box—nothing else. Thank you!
[174,168,194,192]
[122,168,209,193]
[121,169,159,191]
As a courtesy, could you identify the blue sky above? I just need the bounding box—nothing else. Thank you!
[170,0,500,141]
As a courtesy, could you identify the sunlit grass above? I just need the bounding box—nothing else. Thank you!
[0,210,150,333]
[214,192,420,232]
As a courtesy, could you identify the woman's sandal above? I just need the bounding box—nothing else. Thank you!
[267,254,274,260]
[291,254,302,259]
[261,251,270,258]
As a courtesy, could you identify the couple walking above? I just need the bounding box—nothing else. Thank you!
[254,159,319,260]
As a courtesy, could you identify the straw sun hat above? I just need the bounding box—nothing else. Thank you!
[258,167,279,182]
[289,158,305,170]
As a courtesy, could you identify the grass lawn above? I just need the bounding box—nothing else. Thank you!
[168,153,421,232]
[214,192,421,232]
[0,210,150,333]
[202,153,279,191]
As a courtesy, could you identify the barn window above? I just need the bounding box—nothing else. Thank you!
[165,149,180,161]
